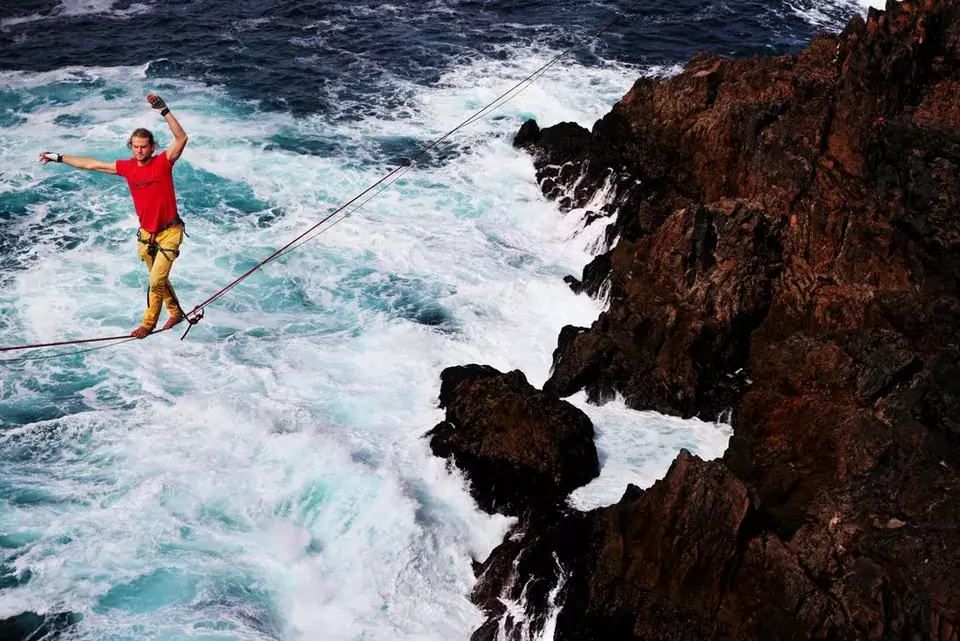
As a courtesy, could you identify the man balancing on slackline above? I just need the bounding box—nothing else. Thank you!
[38,93,190,339]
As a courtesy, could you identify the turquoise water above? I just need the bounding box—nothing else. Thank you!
[2,0,881,631]
[0,55,654,640]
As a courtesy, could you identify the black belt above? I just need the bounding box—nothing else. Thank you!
[154,216,183,233]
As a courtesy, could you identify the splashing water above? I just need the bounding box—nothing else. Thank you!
[0,1,874,638]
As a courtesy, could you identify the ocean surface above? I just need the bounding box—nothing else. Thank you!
[0,1,878,639]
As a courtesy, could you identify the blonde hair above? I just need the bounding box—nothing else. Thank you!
[127,128,156,149]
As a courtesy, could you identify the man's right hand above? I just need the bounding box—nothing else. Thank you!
[38,152,61,164]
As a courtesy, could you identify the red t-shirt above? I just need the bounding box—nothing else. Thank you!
[115,152,179,233]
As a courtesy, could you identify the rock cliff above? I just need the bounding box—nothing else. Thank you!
[428,1,960,639]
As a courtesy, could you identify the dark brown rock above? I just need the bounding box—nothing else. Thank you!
[512,118,541,149]
[545,199,783,419]
[459,1,960,640]
[526,0,960,422]
[426,364,599,516]
[471,451,856,641]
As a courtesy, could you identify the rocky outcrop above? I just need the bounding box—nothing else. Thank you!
[546,199,782,418]
[430,0,960,639]
[426,364,599,516]
[469,451,758,641]
[469,402,960,640]
[518,0,960,423]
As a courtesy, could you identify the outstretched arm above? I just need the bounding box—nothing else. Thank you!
[38,152,117,174]
[147,93,189,164]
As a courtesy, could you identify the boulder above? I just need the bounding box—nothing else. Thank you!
[426,364,599,516]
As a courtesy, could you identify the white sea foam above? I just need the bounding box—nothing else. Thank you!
[570,393,733,510]
[0,42,729,641]
[786,0,883,29]
[0,1,152,29]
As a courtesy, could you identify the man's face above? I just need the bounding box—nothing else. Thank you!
[130,136,155,161]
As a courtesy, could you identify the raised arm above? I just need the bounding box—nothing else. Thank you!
[38,152,117,174]
[147,93,189,164]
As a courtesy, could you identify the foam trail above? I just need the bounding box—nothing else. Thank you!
[570,393,733,510]
[785,0,881,28]
[0,0,152,28]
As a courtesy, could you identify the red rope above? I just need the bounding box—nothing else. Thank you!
[0,323,179,354]
[0,13,625,359]
[0,333,131,352]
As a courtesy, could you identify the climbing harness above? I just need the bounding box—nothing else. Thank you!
[137,216,185,258]
[138,232,178,260]
[0,12,626,363]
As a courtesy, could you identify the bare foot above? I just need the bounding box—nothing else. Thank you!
[130,325,152,339]
[162,315,184,331]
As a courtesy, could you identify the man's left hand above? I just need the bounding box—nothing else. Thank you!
[147,93,168,115]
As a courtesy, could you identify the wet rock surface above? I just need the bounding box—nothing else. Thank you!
[426,364,599,516]
[433,1,960,639]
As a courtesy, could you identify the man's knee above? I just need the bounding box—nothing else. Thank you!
[148,273,169,292]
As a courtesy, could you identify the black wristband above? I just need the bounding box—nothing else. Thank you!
[56,153,63,163]
[160,107,170,117]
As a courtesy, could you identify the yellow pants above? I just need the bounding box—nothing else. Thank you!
[136,224,184,331]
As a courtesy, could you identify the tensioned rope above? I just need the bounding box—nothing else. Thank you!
[0,13,624,363]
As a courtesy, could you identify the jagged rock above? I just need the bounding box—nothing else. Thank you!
[426,364,599,516]
[563,250,612,297]
[523,0,960,423]
[512,118,540,149]
[471,451,859,641]
[472,427,960,640]
[545,199,781,419]
[458,1,960,640]
[513,120,595,211]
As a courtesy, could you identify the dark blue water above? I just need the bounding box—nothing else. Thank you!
[1,0,864,117]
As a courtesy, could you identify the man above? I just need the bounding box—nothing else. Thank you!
[39,93,189,339]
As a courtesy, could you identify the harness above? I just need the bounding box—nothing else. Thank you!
[137,216,185,260]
